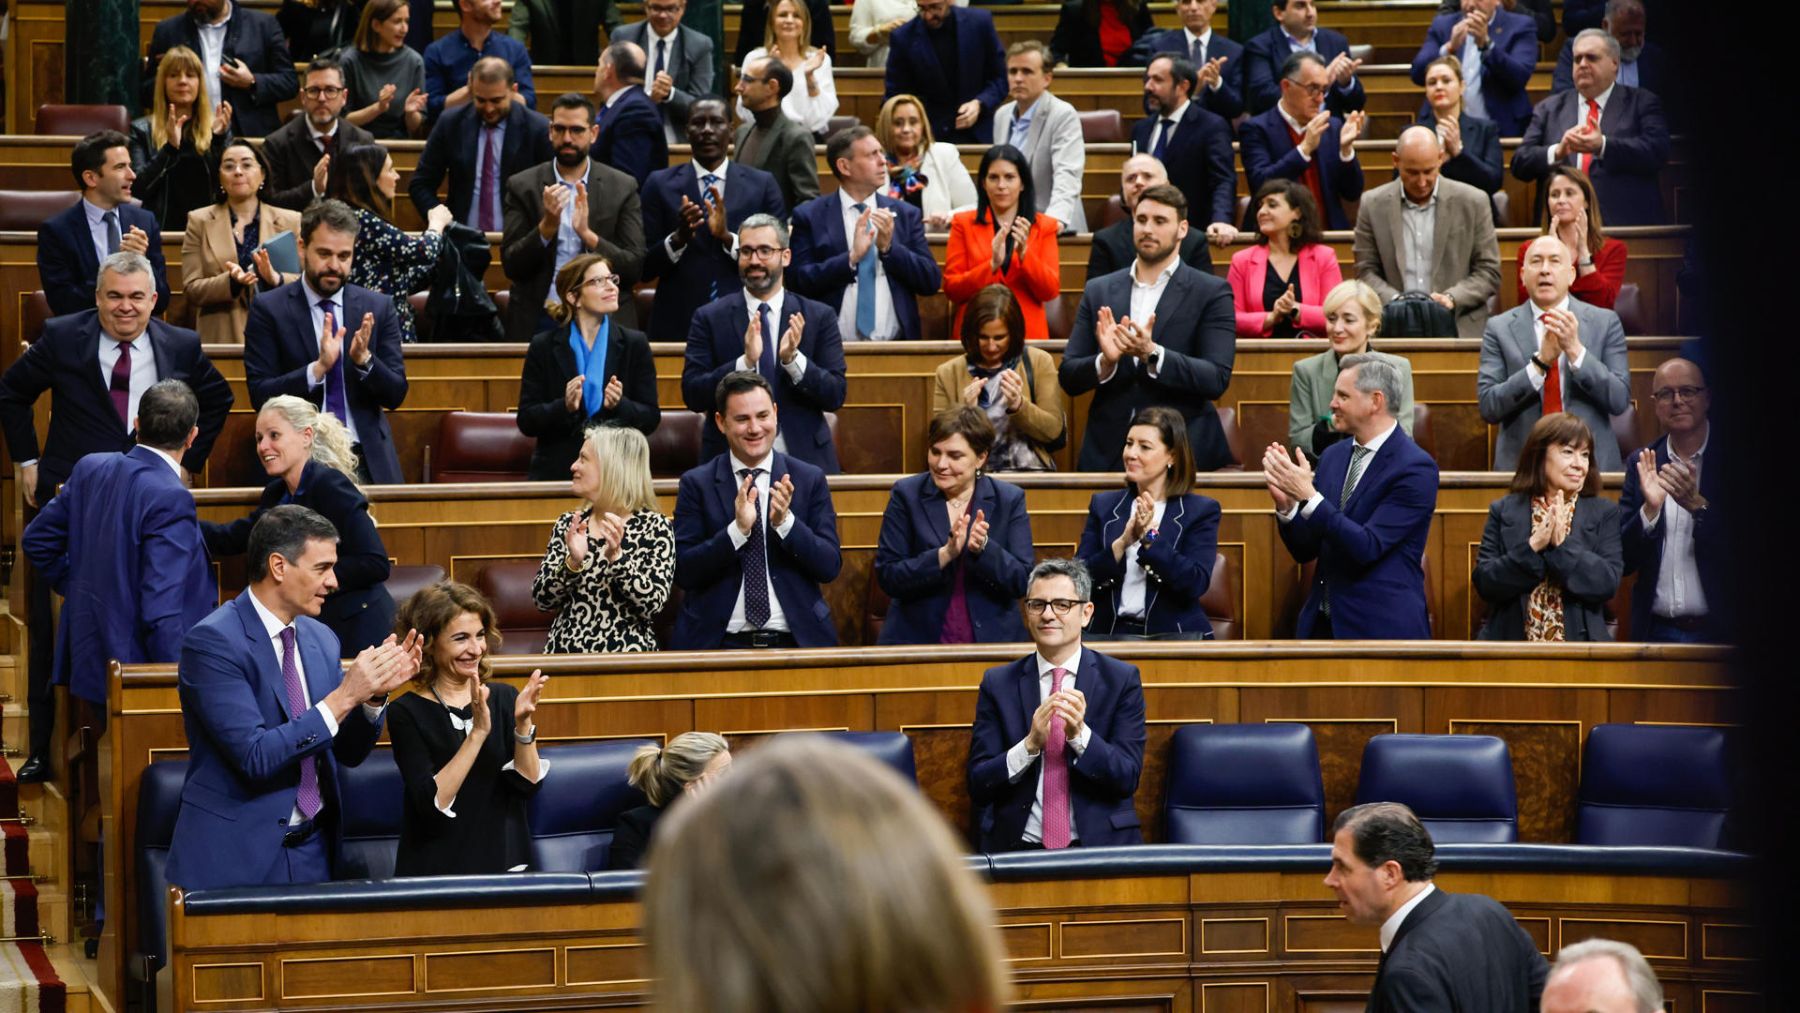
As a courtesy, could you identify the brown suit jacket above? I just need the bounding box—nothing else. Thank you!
[931,345,1066,469]
[180,202,302,344]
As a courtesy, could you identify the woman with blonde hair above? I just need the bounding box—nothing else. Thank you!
[874,94,977,231]
[202,395,396,654]
[1287,280,1416,459]
[607,732,732,870]
[531,424,675,653]
[643,735,1008,1012]
[736,0,839,135]
[131,45,234,230]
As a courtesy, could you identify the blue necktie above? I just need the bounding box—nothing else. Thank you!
[1152,118,1174,161]
[852,201,878,338]
[757,301,777,382]
[703,173,722,299]
[654,38,668,79]
[103,210,121,254]
[739,467,771,628]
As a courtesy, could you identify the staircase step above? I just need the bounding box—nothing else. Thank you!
[45,942,106,1013]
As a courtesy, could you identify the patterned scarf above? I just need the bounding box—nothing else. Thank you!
[1524,495,1577,642]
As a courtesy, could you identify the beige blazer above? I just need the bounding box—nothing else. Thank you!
[1350,176,1500,339]
[932,344,1065,470]
[181,202,302,344]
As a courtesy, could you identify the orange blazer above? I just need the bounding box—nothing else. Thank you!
[943,210,1062,340]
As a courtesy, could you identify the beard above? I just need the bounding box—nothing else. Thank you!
[555,144,590,169]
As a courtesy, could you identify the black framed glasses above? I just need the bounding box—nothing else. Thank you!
[1649,386,1706,403]
[580,274,623,290]
[1023,598,1086,616]
[302,86,345,99]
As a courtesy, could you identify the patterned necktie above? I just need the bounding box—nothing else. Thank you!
[320,300,349,424]
[1152,118,1175,161]
[110,340,133,428]
[1320,445,1372,618]
[851,201,878,338]
[1542,351,1564,415]
[319,131,336,157]
[1041,666,1072,849]
[756,301,777,381]
[281,628,324,821]
[703,173,723,299]
[479,125,501,232]
[1578,98,1599,174]
[739,467,771,628]
[103,209,121,254]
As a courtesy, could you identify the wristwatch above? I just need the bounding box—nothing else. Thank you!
[516,724,538,745]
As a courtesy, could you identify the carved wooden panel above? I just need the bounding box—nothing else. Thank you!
[1061,918,1187,960]
[424,947,557,991]
[191,962,265,1004]
[565,943,648,986]
[1200,982,1272,1013]
[1001,922,1055,962]
[282,954,415,999]
[1702,923,1757,963]
[905,726,977,845]
[1451,720,1583,843]
[1282,914,1379,956]
[1200,917,1272,956]
[1560,918,1688,960]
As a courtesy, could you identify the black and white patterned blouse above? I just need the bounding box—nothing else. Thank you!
[533,508,676,653]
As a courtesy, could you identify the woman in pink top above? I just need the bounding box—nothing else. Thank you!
[1227,180,1342,339]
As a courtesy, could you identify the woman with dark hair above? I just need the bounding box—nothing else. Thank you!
[1075,405,1221,640]
[324,142,452,341]
[131,45,234,231]
[181,140,301,344]
[1049,0,1155,67]
[944,145,1061,341]
[931,284,1064,471]
[1474,412,1622,642]
[608,732,732,870]
[1228,179,1340,338]
[341,0,428,139]
[1419,54,1503,195]
[387,581,549,876]
[1514,165,1627,310]
[874,407,1034,645]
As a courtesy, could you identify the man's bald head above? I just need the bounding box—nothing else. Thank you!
[1120,154,1170,209]
[1649,357,1708,436]
[1393,125,1444,204]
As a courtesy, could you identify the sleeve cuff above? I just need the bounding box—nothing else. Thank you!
[1299,492,1324,519]
[362,699,387,723]
[783,351,808,380]
[774,510,797,538]
[1547,142,1562,163]
[502,757,551,784]
[1070,724,1091,754]
[435,793,459,817]
[1568,348,1587,370]
[315,701,339,737]
[1527,361,1547,390]
[1639,506,1661,530]
[1145,345,1164,379]
[307,362,324,388]
[727,521,750,550]
[1006,738,1037,780]
[1275,502,1300,523]
[664,234,685,260]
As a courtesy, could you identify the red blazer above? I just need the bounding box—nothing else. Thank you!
[944,210,1062,340]
[1515,236,1627,309]
[1227,242,1342,338]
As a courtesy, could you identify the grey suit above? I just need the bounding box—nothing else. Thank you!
[1475,493,1622,641]
[1478,299,1629,472]
[499,158,648,340]
[735,111,820,215]
[611,22,717,142]
[1288,349,1414,452]
[1352,176,1500,339]
[993,92,1087,233]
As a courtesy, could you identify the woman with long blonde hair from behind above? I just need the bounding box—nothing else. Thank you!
[607,732,732,869]
[131,45,234,230]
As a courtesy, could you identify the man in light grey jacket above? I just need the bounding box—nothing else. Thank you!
[992,41,1087,234]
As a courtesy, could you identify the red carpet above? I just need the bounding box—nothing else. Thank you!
[0,758,66,1011]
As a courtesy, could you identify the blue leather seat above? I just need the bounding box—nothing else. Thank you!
[802,731,918,784]
[1164,723,1324,844]
[1577,724,1731,848]
[337,749,406,880]
[1354,734,1518,843]
[526,740,654,872]
[133,760,189,1010]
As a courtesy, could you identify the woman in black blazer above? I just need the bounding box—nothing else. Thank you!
[1076,406,1221,640]
[132,45,235,231]
[1475,413,1623,642]
[517,253,660,481]
[608,732,732,870]
[202,395,396,655]
[875,407,1034,645]
[1420,54,1504,197]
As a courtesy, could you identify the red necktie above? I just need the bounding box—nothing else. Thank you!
[110,340,133,428]
[1041,666,1072,849]
[1541,317,1563,415]
[1578,98,1599,174]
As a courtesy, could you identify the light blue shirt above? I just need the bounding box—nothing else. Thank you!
[471,120,508,229]
[1457,33,1489,120]
[83,197,119,271]
[1618,58,1638,88]
[549,162,591,276]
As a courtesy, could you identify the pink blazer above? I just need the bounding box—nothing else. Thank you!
[1227,243,1342,338]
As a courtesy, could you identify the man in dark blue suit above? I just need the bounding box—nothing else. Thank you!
[1242,0,1366,116]
[409,57,553,231]
[145,0,298,139]
[1264,354,1439,639]
[672,371,842,649]
[243,201,410,485]
[788,126,942,342]
[37,132,171,317]
[1409,0,1541,137]
[592,40,672,186]
[21,380,216,709]
[882,0,1008,144]
[164,506,423,890]
[1618,358,1721,643]
[968,557,1146,851]
[1240,51,1367,230]
[682,214,847,472]
[1061,185,1237,473]
[1132,55,1240,237]
[1149,0,1245,121]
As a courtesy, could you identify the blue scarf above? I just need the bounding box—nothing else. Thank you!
[568,317,611,417]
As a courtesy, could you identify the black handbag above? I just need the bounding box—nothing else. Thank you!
[1379,291,1457,338]
[424,222,504,342]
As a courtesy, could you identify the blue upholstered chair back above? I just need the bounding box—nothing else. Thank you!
[526,740,654,872]
[1354,734,1519,843]
[1164,723,1325,844]
[800,731,919,784]
[337,749,406,880]
[1577,724,1731,847]
[134,760,190,982]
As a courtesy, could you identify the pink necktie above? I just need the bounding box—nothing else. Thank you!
[1041,666,1072,849]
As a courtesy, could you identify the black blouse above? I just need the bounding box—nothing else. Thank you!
[1263,258,1301,340]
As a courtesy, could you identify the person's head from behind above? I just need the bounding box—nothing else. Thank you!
[687,97,734,165]
[1540,938,1663,1013]
[1322,279,1382,356]
[550,253,621,327]
[714,371,779,466]
[247,505,342,621]
[1422,54,1464,117]
[571,423,659,516]
[927,407,995,499]
[1143,55,1196,116]
[325,143,397,220]
[1023,558,1094,654]
[396,581,501,689]
[1132,184,1189,266]
[826,125,886,196]
[1570,29,1621,98]
[1253,178,1323,249]
[737,214,790,296]
[628,732,732,808]
[1323,802,1436,926]
[1649,357,1708,439]
[643,735,1007,1013]
[1602,0,1646,60]
[1118,153,1168,211]
[135,379,200,457]
[1279,50,1330,120]
[961,284,1025,370]
[257,394,362,485]
[1271,0,1318,38]
[1122,405,1194,499]
[94,252,159,338]
[597,40,647,97]
[71,129,135,205]
[549,93,598,168]
[976,144,1034,223]
[1521,234,1576,309]
[1006,41,1054,108]
[1393,125,1445,205]
[1511,412,1600,500]
[216,140,272,206]
[299,199,362,297]
[1330,353,1403,441]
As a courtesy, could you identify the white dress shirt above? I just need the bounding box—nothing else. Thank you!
[1147,98,1190,154]
[836,188,898,340]
[736,287,808,457]
[1277,417,1398,521]
[645,25,683,142]
[1004,647,1094,845]
[723,450,798,633]
[1641,428,1710,619]
[1547,82,1613,165]
[1525,296,1587,402]
[195,7,232,118]
[304,120,342,199]
[1098,257,1179,384]
[1119,499,1168,619]
[98,329,160,433]
[300,278,373,445]
[665,158,735,261]
[1380,883,1436,952]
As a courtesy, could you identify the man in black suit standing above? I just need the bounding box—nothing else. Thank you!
[261,53,375,211]
[0,251,232,780]
[1060,185,1236,473]
[611,0,717,143]
[501,93,648,339]
[1087,154,1218,281]
[593,40,673,186]
[146,0,298,139]
[1149,0,1245,121]
[37,132,172,318]
[1325,802,1547,1011]
[409,57,553,231]
[1132,54,1239,238]
[882,0,1008,144]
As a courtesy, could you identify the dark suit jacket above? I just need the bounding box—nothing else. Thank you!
[516,322,660,479]
[1240,106,1367,230]
[1513,85,1670,226]
[1049,0,1155,67]
[261,114,375,211]
[681,290,847,472]
[874,473,1032,645]
[968,649,1146,851]
[1059,264,1237,472]
[1149,30,1246,121]
[605,803,664,870]
[163,591,383,890]
[147,8,298,139]
[734,112,821,215]
[671,451,842,648]
[37,201,172,317]
[1474,493,1622,642]
[1131,102,1237,227]
[1371,888,1549,1012]
[1087,220,1215,280]
[1278,425,1439,639]
[883,7,1008,143]
[640,161,788,343]
[0,312,231,500]
[1409,9,1541,136]
[509,0,618,66]
[409,102,555,224]
[1553,38,1666,98]
[20,445,216,704]
[500,158,648,339]
[1076,490,1219,638]
[242,281,409,484]
[201,460,398,655]
[611,22,716,141]
[1617,433,1724,640]
[593,86,672,187]
[1242,25,1366,116]
[1421,112,1503,195]
[788,192,941,341]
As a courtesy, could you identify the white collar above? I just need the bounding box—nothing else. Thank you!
[1158,98,1190,125]
[1185,26,1213,44]
[1530,295,1572,321]
[743,286,785,313]
[728,450,773,474]
[1132,255,1181,288]
[1669,424,1709,464]
[246,585,294,641]
[145,444,186,476]
[1277,100,1312,135]
[307,119,341,142]
[694,157,730,181]
[604,84,637,108]
[1380,883,1435,952]
[301,277,342,309]
[1035,646,1082,678]
[1578,81,1617,109]
[838,186,881,214]
[1355,417,1400,455]
[101,328,149,349]
[648,23,678,45]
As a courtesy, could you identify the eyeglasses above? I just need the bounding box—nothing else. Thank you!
[1023,598,1087,616]
[1291,82,1329,97]
[302,86,345,98]
[1650,386,1706,404]
[738,244,784,260]
[646,3,683,11]
[580,274,623,290]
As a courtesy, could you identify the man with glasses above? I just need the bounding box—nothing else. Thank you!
[263,53,374,211]
[410,57,553,230]
[733,57,820,215]
[1240,50,1366,230]
[1618,358,1720,643]
[680,214,846,472]
[968,558,1147,851]
[612,0,716,144]
[882,0,1008,144]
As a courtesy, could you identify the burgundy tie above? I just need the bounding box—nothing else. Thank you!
[281,628,324,821]
[110,340,133,429]
[1041,666,1072,849]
